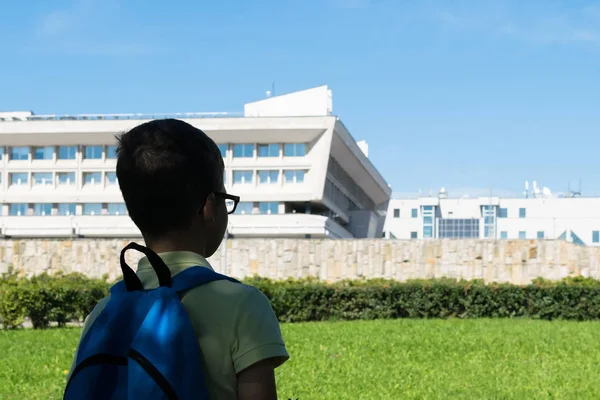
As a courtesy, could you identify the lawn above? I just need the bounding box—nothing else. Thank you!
[1,319,600,399]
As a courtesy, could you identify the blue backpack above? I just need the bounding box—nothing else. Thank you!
[64,242,239,400]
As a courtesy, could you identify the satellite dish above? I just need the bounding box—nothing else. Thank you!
[266,90,272,98]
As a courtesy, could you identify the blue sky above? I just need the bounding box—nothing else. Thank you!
[1,0,600,196]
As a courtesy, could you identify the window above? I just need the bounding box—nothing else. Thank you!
[0,146,3,159]
[284,170,305,184]
[106,146,117,159]
[234,202,254,215]
[33,203,52,216]
[83,203,103,216]
[10,146,29,160]
[283,143,306,157]
[439,219,480,239]
[518,231,526,239]
[33,146,54,160]
[84,146,103,160]
[233,144,254,158]
[58,203,76,216]
[593,231,600,244]
[233,170,253,184]
[106,172,117,185]
[83,172,102,185]
[218,144,228,157]
[537,231,545,239]
[411,208,418,218]
[107,203,128,215]
[258,170,279,184]
[498,208,508,218]
[258,144,280,157]
[57,172,75,185]
[58,146,77,160]
[9,203,28,216]
[33,172,53,186]
[10,173,28,186]
[519,208,526,218]
[500,231,508,239]
[410,231,418,239]
[393,209,400,218]
[259,202,279,215]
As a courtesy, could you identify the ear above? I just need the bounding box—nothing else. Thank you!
[200,193,217,226]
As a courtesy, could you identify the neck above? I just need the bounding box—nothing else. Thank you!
[143,234,205,257]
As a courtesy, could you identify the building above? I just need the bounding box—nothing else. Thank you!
[384,186,600,246]
[0,86,391,239]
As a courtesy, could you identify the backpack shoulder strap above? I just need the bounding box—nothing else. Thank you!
[171,266,240,294]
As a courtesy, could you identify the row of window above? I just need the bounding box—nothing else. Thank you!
[0,146,116,161]
[230,170,305,185]
[1,143,308,162]
[2,171,117,186]
[403,230,600,242]
[1,202,283,216]
[392,207,529,219]
[3,203,127,216]
[219,143,306,158]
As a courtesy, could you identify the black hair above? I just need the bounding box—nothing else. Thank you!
[115,118,224,238]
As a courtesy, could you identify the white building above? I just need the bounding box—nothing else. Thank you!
[384,186,600,246]
[0,86,390,239]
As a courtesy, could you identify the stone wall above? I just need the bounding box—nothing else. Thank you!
[1,239,599,284]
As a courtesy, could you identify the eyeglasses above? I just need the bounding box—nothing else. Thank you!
[214,192,240,214]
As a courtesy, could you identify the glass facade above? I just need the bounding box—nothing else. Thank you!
[33,146,54,160]
[58,203,76,216]
[84,146,103,160]
[83,203,102,216]
[284,170,305,184]
[233,170,253,184]
[234,202,253,215]
[106,172,117,185]
[438,219,480,239]
[283,143,306,157]
[57,172,75,185]
[258,170,279,184]
[10,173,28,186]
[58,146,77,160]
[10,147,29,160]
[107,203,127,215]
[10,203,28,216]
[233,144,254,158]
[33,172,53,186]
[258,144,280,157]
[33,203,52,216]
[259,202,279,215]
[106,146,117,159]
[481,205,496,238]
[83,172,102,185]
[422,206,434,238]
[218,144,227,157]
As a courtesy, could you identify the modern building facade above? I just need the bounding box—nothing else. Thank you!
[0,86,391,239]
[384,189,600,246]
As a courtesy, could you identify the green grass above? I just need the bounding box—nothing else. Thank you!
[2,320,600,399]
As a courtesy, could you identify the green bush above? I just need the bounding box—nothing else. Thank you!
[3,273,600,329]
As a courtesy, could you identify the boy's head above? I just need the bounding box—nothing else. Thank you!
[116,119,227,257]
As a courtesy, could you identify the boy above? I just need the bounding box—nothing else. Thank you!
[68,119,289,399]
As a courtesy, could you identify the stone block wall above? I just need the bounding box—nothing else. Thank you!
[1,238,599,284]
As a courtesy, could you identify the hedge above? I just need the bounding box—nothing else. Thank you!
[2,270,600,329]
